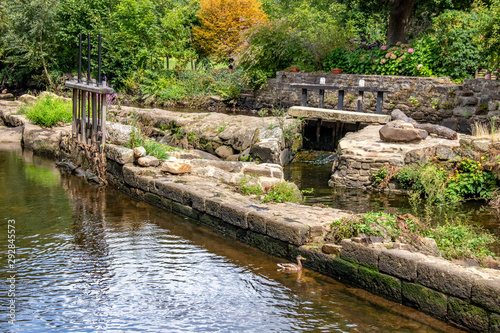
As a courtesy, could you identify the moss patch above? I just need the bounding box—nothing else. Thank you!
[358,266,402,303]
[448,296,489,332]
[402,282,448,320]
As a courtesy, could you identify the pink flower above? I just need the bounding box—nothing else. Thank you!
[408,48,414,53]
[417,64,423,71]
[381,45,387,50]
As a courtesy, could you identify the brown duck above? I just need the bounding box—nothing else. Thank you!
[278,255,306,273]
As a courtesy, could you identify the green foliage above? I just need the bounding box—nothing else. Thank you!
[262,181,303,203]
[237,3,354,88]
[322,8,492,80]
[447,157,498,199]
[483,0,500,70]
[21,94,72,127]
[330,212,498,261]
[123,68,242,104]
[372,168,388,185]
[238,175,263,196]
[128,129,176,160]
[427,220,496,260]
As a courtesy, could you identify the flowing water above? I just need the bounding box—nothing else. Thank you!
[0,147,465,332]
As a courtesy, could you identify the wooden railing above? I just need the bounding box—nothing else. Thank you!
[289,84,389,114]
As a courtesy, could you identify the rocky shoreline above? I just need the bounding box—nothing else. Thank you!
[1,99,500,332]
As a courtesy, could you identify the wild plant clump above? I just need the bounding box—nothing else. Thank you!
[20,94,72,127]
[328,212,498,264]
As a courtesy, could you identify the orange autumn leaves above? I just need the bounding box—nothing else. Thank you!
[193,0,268,61]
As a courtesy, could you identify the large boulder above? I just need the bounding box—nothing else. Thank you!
[106,122,134,145]
[379,120,428,143]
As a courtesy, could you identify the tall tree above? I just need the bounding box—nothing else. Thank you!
[2,0,59,86]
[345,0,477,44]
[193,0,268,61]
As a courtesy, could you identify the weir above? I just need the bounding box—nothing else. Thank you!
[287,82,391,151]
[64,33,114,149]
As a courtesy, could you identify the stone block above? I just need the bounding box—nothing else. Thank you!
[379,249,426,281]
[161,161,192,174]
[205,197,223,219]
[219,201,249,229]
[472,139,491,152]
[358,266,402,303]
[23,123,65,157]
[137,156,160,167]
[401,282,448,320]
[155,180,190,205]
[0,126,23,144]
[122,165,139,188]
[242,165,273,178]
[266,217,308,246]
[435,145,458,161]
[105,144,134,164]
[247,209,270,234]
[340,239,381,268]
[172,201,200,220]
[133,146,146,159]
[325,256,358,284]
[490,312,500,333]
[472,278,500,314]
[322,243,342,255]
[417,258,478,299]
[448,297,489,332]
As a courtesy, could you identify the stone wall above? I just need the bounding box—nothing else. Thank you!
[251,72,500,133]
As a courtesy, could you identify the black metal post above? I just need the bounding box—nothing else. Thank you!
[301,88,308,107]
[98,33,102,86]
[337,90,344,110]
[87,33,91,85]
[78,33,82,83]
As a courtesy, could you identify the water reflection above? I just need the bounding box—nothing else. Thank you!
[0,148,463,332]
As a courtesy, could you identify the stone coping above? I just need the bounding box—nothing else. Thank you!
[289,106,391,124]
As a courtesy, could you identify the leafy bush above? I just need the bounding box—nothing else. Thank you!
[237,3,354,88]
[238,175,263,196]
[447,157,497,199]
[262,181,303,203]
[323,8,492,80]
[127,129,177,160]
[21,94,72,127]
[123,68,242,104]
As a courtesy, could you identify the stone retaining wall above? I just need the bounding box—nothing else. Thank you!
[2,100,500,332]
[251,72,500,132]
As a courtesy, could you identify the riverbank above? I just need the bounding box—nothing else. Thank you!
[1,99,499,332]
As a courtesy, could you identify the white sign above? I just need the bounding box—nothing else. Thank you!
[359,79,365,87]
[320,77,326,85]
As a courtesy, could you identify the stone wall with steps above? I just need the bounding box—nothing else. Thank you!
[251,73,500,134]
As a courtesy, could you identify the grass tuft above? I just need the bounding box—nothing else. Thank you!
[20,94,72,127]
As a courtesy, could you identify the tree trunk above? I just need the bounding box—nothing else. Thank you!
[387,0,414,45]
[40,32,52,87]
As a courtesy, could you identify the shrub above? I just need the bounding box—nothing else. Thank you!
[262,180,303,203]
[21,94,72,127]
[127,129,177,160]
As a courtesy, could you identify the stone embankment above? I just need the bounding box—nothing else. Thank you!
[1,99,500,332]
[329,124,461,189]
[109,106,302,166]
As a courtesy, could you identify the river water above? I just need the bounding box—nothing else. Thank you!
[0,148,463,332]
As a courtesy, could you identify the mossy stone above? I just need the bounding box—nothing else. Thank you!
[358,266,402,303]
[402,282,447,320]
[448,296,489,332]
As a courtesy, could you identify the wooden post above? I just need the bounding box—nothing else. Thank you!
[92,92,97,144]
[316,119,321,147]
[81,92,86,143]
[72,89,77,135]
[357,91,364,112]
[301,88,308,107]
[337,90,344,110]
[319,89,324,108]
[376,91,384,114]
[101,94,107,148]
